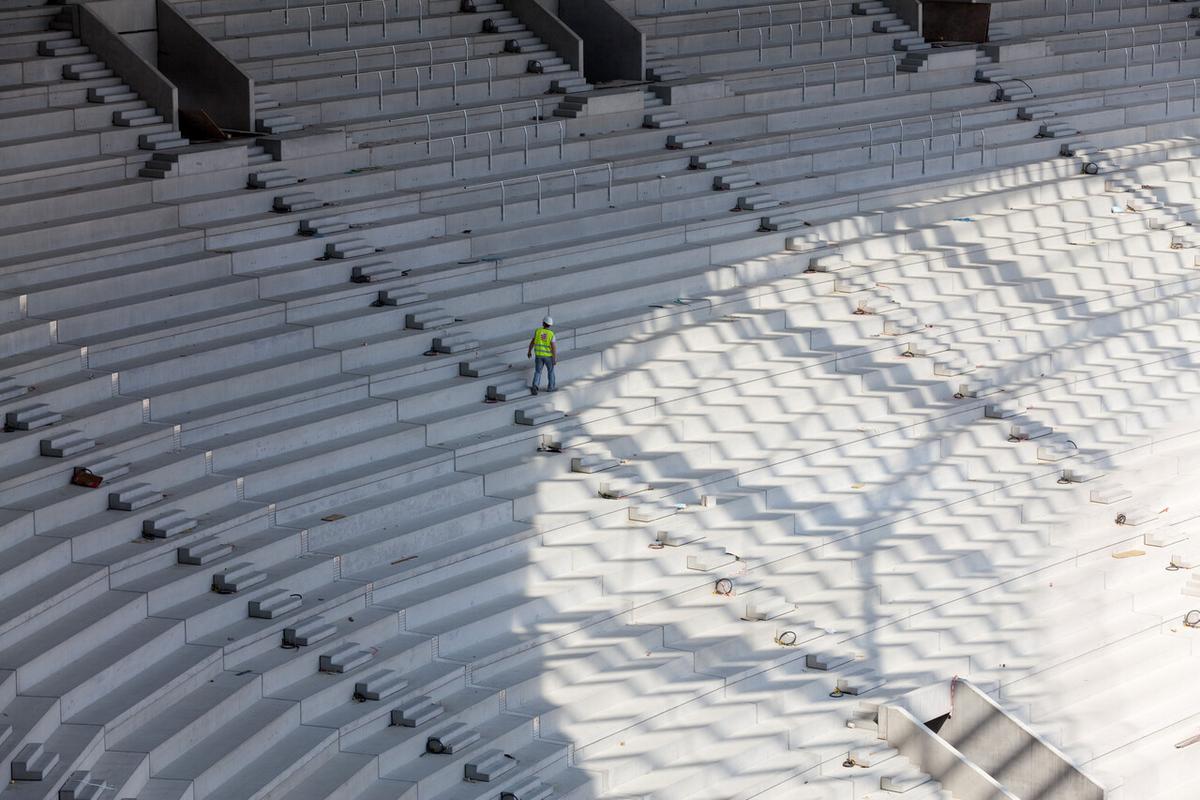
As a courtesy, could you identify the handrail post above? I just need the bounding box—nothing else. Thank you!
[425,113,431,153]
[414,67,421,106]
[354,48,360,89]
[607,162,613,204]
[523,126,529,165]
[487,130,494,170]
[377,70,383,109]
[572,168,578,208]
[536,174,543,214]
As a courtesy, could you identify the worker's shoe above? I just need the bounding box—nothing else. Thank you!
[530,385,539,395]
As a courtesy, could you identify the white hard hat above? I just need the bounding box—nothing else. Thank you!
[543,316,554,326]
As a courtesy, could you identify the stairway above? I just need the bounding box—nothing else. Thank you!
[48,36,190,151]
[973,49,1034,101]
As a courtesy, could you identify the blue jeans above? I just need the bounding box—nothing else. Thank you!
[532,356,556,390]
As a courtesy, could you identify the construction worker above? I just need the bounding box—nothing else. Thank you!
[527,316,557,394]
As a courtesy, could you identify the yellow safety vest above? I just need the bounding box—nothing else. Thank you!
[533,327,555,357]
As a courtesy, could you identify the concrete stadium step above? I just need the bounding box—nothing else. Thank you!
[0,277,1180,786]
[312,494,518,580]
[54,277,260,343]
[256,750,378,800]
[136,690,303,795]
[283,470,482,549]
[500,647,716,747]
[186,395,397,471]
[0,559,106,656]
[23,615,191,724]
[381,568,611,665]
[0,588,145,690]
[0,203,180,261]
[10,741,61,782]
[376,713,534,796]
[432,326,1200,681]
[6,251,232,318]
[244,435,452,524]
[235,419,426,497]
[11,34,1200,796]
[100,320,308,393]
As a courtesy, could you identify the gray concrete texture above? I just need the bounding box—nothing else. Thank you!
[4,0,1200,796]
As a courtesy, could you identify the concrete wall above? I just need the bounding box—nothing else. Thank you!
[505,0,585,73]
[559,0,645,82]
[156,0,254,132]
[84,0,157,60]
[888,0,923,35]
[75,1,178,127]
[886,704,1020,800]
[941,682,1108,800]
